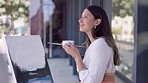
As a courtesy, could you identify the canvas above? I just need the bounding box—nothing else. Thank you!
[4,35,53,83]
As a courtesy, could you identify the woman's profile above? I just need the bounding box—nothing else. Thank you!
[62,5,120,83]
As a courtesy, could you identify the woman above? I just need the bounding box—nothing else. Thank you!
[62,5,120,83]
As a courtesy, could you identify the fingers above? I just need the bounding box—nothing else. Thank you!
[62,43,74,48]
[62,43,80,58]
[62,44,72,55]
[62,43,70,50]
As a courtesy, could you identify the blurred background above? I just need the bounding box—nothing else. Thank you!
[0,0,148,83]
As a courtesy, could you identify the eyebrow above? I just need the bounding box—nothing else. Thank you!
[82,13,91,17]
[83,13,89,15]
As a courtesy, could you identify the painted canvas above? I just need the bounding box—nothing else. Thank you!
[5,35,53,83]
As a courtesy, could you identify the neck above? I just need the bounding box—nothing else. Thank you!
[86,32,95,43]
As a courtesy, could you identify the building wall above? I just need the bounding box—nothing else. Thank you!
[30,0,43,35]
[134,0,148,82]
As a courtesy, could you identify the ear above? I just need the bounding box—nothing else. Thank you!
[95,19,101,26]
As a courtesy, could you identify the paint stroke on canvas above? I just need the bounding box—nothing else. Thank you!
[5,35,53,83]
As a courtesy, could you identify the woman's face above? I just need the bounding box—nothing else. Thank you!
[79,9,96,33]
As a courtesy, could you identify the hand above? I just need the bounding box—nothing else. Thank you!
[62,43,81,59]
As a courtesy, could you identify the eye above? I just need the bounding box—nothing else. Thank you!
[81,15,88,19]
[84,16,88,18]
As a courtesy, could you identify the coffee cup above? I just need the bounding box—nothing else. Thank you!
[62,40,74,45]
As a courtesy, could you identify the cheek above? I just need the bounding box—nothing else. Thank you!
[79,19,95,32]
[80,23,94,32]
[85,21,94,29]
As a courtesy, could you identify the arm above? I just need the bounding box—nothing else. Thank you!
[62,40,113,83]
[62,43,87,71]
[79,41,112,83]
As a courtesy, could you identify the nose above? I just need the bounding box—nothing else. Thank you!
[79,18,83,23]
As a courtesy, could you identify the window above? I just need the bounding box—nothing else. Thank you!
[112,0,134,81]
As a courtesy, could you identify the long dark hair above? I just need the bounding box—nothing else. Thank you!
[84,5,120,66]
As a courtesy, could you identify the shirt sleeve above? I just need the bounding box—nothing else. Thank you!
[79,39,112,83]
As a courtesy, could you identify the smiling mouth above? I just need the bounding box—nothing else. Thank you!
[80,24,85,27]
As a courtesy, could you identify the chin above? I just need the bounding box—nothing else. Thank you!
[79,29,85,32]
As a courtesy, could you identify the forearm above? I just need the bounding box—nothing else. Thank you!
[74,56,87,72]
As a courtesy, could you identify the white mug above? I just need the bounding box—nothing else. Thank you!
[62,40,74,45]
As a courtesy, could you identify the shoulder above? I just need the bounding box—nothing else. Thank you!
[92,37,107,47]
[90,37,112,52]
[90,37,114,57]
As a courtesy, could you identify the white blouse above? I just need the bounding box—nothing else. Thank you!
[78,37,115,83]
